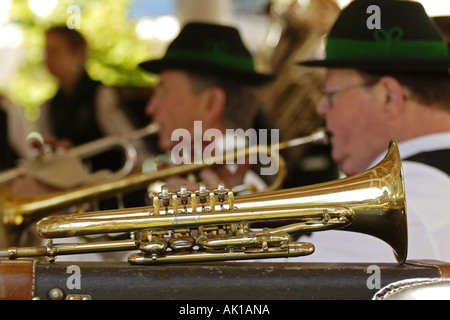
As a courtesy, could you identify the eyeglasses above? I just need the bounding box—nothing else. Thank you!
[319,82,376,106]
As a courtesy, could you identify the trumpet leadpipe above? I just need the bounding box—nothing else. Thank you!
[123,122,160,142]
[0,239,137,260]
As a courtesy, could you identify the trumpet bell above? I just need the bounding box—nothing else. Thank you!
[240,139,408,263]
[0,122,159,187]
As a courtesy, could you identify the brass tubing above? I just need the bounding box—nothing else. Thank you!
[2,137,407,265]
[37,206,354,238]
[127,242,315,265]
[2,128,328,225]
[0,239,137,259]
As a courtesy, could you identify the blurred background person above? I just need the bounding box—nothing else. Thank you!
[39,26,151,174]
[0,96,31,171]
[4,26,156,211]
[139,22,278,194]
[3,26,154,249]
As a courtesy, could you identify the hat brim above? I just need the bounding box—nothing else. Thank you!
[299,57,450,73]
[139,58,275,85]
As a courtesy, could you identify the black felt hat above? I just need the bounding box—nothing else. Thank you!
[299,0,450,73]
[139,22,274,84]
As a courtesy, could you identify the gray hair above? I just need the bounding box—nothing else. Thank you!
[358,70,450,110]
[186,71,262,130]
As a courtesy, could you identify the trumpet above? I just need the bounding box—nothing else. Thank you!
[0,128,328,232]
[1,139,408,264]
[0,122,160,187]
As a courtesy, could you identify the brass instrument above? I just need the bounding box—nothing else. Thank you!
[0,122,160,187]
[0,128,328,247]
[260,0,340,139]
[1,139,408,264]
[1,128,327,225]
[259,0,340,177]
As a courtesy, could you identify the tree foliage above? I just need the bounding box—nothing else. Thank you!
[7,0,156,120]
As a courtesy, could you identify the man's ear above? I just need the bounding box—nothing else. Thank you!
[377,76,407,119]
[203,87,226,127]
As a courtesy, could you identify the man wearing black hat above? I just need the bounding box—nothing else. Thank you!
[139,22,275,191]
[296,0,450,262]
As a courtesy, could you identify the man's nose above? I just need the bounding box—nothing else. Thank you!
[316,96,330,119]
[145,98,157,116]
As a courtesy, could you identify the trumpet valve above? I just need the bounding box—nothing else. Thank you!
[151,183,233,215]
[214,182,229,209]
[176,184,190,211]
[196,183,210,211]
[156,185,173,214]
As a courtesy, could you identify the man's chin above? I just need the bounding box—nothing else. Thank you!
[330,150,343,167]
[332,155,353,177]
